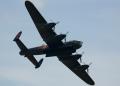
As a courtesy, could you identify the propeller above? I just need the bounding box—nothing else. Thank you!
[80,51,85,63]
[80,57,82,63]
[86,62,92,73]
[64,32,69,42]
[56,21,60,24]
[75,51,84,63]
[82,61,92,73]
[53,21,60,31]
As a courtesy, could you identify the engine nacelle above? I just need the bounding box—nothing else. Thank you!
[44,23,56,29]
[70,54,82,60]
[47,34,66,43]
[81,65,89,71]
[19,51,24,55]
[55,34,66,41]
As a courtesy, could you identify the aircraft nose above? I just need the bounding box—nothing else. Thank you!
[74,41,83,49]
[79,41,83,45]
[78,41,83,48]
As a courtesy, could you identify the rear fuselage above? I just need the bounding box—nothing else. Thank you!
[20,40,82,57]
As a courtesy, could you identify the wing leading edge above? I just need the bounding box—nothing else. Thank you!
[25,1,47,24]
[25,1,64,47]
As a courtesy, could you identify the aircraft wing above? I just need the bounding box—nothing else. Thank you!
[25,1,47,24]
[58,56,95,85]
[25,1,64,47]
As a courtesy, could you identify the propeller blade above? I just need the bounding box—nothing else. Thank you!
[56,21,60,24]
[64,32,69,42]
[87,68,89,73]
[89,62,92,66]
[87,62,92,73]
[79,51,84,63]
[80,57,82,63]
[65,37,66,42]
[81,51,84,55]
[53,27,55,31]
[52,21,60,31]
[66,32,69,35]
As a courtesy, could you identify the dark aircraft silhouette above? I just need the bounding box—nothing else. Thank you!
[13,1,95,85]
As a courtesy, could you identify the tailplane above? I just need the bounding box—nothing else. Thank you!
[35,58,44,69]
[13,31,42,68]
[13,31,22,41]
[13,31,28,51]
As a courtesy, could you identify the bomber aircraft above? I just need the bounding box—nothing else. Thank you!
[13,1,95,85]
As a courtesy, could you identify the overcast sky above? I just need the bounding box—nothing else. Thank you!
[0,0,120,86]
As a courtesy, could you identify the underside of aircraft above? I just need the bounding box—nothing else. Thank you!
[13,1,95,85]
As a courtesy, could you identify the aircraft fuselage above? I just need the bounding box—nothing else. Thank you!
[20,40,82,57]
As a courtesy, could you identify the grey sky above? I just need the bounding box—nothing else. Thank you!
[0,0,120,86]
